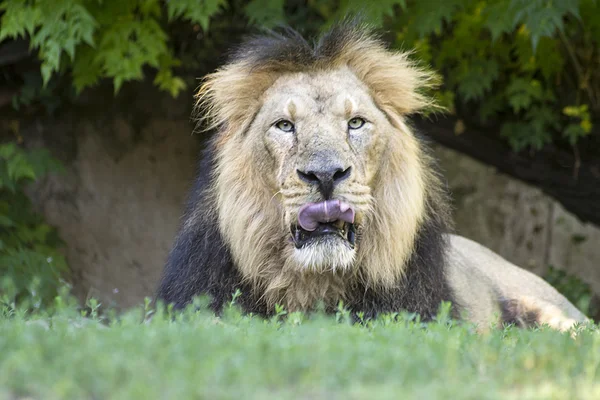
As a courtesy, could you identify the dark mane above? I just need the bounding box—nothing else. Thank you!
[226,20,384,74]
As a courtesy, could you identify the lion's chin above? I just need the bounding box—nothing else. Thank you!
[292,235,356,272]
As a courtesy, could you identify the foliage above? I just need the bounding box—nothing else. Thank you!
[1,0,598,151]
[0,0,226,96]
[0,143,68,308]
[0,295,598,399]
[383,0,599,152]
[544,265,593,316]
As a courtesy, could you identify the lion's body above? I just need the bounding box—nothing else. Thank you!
[447,235,586,329]
[156,22,587,330]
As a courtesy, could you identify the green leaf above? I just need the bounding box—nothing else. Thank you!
[505,78,544,113]
[26,148,64,178]
[500,103,560,151]
[410,0,463,38]
[511,0,580,51]
[245,0,285,28]
[534,37,564,80]
[167,0,226,31]
[0,215,15,227]
[97,17,168,93]
[479,93,506,123]
[330,0,407,27]
[484,0,517,41]
[455,59,500,102]
[29,1,97,85]
[153,54,187,97]
[6,153,36,182]
[138,0,161,17]
[0,144,17,160]
[71,45,103,93]
[581,0,600,42]
[563,123,587,145]
[0,1,41,41]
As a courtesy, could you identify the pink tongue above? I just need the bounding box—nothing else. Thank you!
[298,199,355,232]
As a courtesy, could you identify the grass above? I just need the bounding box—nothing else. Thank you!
[0,294,599,400]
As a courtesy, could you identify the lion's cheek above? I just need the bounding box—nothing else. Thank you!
[350,128,386,185]
[261,134,297,186]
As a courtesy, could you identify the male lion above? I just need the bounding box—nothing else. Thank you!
[156,22,587,331]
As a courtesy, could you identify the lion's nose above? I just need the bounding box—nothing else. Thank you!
[297,166,351,199]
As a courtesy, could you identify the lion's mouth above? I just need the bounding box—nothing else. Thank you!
[292,200,356,249]
[292,221,356,249]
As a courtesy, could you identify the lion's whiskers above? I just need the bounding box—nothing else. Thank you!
[270,190,283,202]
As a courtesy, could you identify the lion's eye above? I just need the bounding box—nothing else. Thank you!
[275,120,295,132]
[348,117,366,130]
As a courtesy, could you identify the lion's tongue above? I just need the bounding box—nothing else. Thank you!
[297,200,355,232]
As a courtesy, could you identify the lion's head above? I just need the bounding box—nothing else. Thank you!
[193,23,448,310]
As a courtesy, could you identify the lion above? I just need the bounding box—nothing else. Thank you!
[156,22,588,331]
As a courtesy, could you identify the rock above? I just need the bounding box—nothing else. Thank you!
[29,115,200,308]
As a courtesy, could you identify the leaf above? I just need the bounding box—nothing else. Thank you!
[330,0,407,27]
[0,144,17,160]
[167,0,226,31]
[455,59,500,102]
[500,103,560,151]
[0,1,41,41]
[505,78,544,113]
[434,7,488,67]
[0,144,38,187]
[581,0,600,42]
[484,0,517,41]
[511,0,581,51]
[6,152,36,183]
[562,104,593,144]
[26,148,64,178]
[29,1,97,85]
[534,37,565,80]
[138,0,161,17]
[500,121,539,151]
[479,93,506,123]
[153,54,187,97]
[71,45,103,93]
[0,215,15,227]
[563,124,587,145]
[245,0,285,28]
[410,0,463,38]
[97,17,168,93]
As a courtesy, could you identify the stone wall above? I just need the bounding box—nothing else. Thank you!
[436,147,600,297]
[19,89,600,309]
[29,118,200,308]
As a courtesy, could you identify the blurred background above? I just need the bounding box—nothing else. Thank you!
[0,0,598,319]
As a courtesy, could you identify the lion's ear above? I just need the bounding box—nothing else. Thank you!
[194,62,279,138]
[333,34,440,116]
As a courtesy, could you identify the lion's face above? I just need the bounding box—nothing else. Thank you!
[246,68,394,271]
[204,26,436,294]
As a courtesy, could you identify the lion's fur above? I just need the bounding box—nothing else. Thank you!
[156,22,587,328]
[185,23,449,311]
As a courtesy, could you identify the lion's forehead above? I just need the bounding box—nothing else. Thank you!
[263,68,373,115]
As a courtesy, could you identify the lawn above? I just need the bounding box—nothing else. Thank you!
[1,297,599,400]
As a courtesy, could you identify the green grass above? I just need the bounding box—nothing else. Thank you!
[0,297,599,400]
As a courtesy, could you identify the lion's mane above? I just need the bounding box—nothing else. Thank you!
[157,22,456,319]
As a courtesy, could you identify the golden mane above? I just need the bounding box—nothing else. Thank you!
[188,22,449,310]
